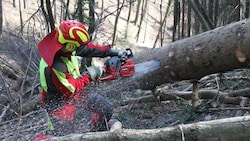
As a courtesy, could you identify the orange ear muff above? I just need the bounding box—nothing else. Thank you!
[65,43,77,52]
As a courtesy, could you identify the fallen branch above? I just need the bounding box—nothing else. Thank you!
[123,88,250,105]
[209,107,250,111]
[49,115,250,141]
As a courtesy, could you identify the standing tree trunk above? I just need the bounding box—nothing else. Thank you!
[187,0,191,37]
[63,0,70,20]
[227,0,241,23]
[214,0,218,26]
[88,0,95,39]
[187,0,214,31]
[125,0,133,39]
[111,0,124,46]
[132,0,141,24]
[153,0,172,48]
[0,0,2,37]
[40,0,50,33]
[173,0,180,41]
[19,0,23,34]
[245,0,250,18]
[135,0,146,42]
[45,0,55,31]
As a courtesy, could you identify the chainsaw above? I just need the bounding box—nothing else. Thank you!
[99,48,136,81]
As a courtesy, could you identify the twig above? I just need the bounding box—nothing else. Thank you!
[179,124,185,141]
[0,70,13,100]
[169,120,180,126]
[0,104,10,122]
[209,107,250,111]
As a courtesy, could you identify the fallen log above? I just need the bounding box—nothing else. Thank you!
[49,115,250,141]
[90,19,250,96]
[123,88,250,105]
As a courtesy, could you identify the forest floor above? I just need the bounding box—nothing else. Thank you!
[72,69,250,133]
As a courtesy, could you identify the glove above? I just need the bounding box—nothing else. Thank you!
[117,50,128,64]
[86,66,104,80]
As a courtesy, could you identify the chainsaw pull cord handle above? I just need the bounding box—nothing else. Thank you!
[125,48,133,58]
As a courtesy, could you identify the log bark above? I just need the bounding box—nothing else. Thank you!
[91,19,250,96]
[49,115,250,141]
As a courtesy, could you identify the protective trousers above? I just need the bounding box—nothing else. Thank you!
[43,89,114,136]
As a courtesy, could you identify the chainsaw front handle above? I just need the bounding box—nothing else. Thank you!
[125,48,133,58]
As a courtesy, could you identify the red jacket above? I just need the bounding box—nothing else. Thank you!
[40,43,118,105]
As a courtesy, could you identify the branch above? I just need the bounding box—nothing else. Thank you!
[123,88,250,105]
[49,115,250,141]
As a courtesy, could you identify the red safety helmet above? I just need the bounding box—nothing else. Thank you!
[38,20,90,66]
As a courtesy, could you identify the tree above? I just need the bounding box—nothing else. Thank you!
[227,0,241,23]
[45,0,55,30]
[0,0,2,36]
[88,0,95,39]
[111,0,125,46]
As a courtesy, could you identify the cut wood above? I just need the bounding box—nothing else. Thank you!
[49,115,250,141]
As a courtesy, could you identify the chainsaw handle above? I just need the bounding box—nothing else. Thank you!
[125,48,133,58]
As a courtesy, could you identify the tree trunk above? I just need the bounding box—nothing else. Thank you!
[135,0,146,42]
[187,0,214,31]
[40,0,50,33]
[0,0,2,36]
[245,0,250,18]
[111,0,121,46]
[18,0,23,34]
[88,0,95,39]
[153,0,172,48]
[227,0,241,23]
[50,115,250,141]
[173,0,180,41]
[91,19,250,96]
[45,0,55,31]
[132,0,141,24]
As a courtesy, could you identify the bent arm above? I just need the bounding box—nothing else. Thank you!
[76,42,119,57]
[51,68,91,97]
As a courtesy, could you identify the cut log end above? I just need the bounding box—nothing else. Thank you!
[235,47,247,63]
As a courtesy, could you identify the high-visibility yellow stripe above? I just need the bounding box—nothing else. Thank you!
[39,59,48,92]
[58,27,80,47]
[40,51,81,94]
[71,51,80,77]
[52,68,76,93]
[56,53,80,93]
[60,55,80,79]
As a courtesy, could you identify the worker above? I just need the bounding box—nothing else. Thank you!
[37,20,127,136]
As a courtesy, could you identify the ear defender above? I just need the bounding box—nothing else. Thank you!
[65,43,77,52]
